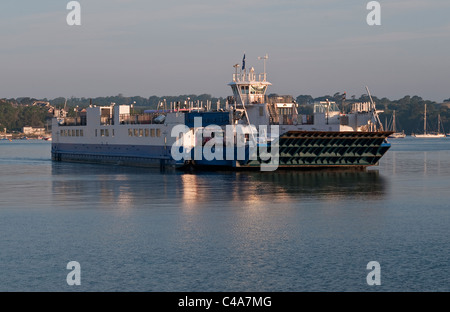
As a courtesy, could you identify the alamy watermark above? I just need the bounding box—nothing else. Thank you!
[366,261,381,286]
[367,1,381,26]
[67,1,81,26]
[67,261,81,286]
[171,118,280,171]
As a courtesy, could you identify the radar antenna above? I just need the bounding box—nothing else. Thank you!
[257,54,268,81]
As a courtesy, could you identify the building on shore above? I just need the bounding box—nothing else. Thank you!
[22,126,46,136]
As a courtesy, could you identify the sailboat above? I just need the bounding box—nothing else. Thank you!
[412,104,445,138]
[388,110,406,138]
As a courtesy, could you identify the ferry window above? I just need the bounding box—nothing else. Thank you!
[139,129,143,137]
[76,130,79,137]
[156,129,161,137]
[105,129,109,137]
[72,130,75,136]
[134,129,138,137]
[68,130,71,137]
[112,129,114,137]
[145,129,149,137]
[128,129,132,136]
[101,129,105,137]
[80,130,84,137]
[251,86,266,95]
[151,129,155,137]
[95,129,97,137]
[241,86,249,95]
[259,107,264,116]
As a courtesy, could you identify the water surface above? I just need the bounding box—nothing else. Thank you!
[0,138,449,291]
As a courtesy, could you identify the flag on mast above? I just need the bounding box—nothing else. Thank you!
[242,53,246,70]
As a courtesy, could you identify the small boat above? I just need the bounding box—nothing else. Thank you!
[412,104,446,138]
[387,110,406,138]
[389,131,406,139]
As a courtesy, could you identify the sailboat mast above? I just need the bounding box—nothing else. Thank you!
[393,110,396,132]
[424,104,427,135]
[438,114,441,135]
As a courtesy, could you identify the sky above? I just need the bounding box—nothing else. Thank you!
[0,0,449,102]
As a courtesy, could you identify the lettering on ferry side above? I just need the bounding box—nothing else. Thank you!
[66,1,81,26]
[366,261,381,286]
[366,1,381,26]
[66,261,81,286]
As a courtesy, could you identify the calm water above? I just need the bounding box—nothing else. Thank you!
[0,138,449,292]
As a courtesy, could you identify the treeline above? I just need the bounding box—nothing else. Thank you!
[0,100,50,132]
[1,93,450,134]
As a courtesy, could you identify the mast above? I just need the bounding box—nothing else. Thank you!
[393,110,396,132]
[257,54,268,81]
[438,114,441,135]
[424,104,427,135]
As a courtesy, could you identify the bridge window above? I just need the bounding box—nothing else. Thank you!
[250,85,266,95]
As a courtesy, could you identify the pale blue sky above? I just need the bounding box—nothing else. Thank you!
[1,0,449,101]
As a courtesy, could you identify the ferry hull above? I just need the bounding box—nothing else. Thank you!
[52,143,179,168]
[52,131,392,170]
[194,131,392,169]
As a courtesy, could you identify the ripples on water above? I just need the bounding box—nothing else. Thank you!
[0,138,449,291]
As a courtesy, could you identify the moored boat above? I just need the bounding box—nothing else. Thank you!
[412,104,446,138]
[387,110,406,138]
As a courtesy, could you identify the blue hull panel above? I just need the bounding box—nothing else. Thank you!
[52,143,179,168]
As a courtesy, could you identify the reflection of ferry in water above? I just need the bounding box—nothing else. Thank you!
[52,55,392,170]
[51,164,386,205]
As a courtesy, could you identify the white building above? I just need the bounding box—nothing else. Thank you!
[23,126,46,135]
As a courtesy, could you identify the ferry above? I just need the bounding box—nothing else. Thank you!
[52,56,392,171]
